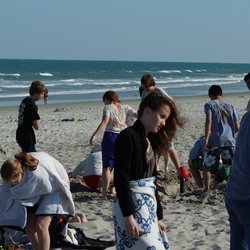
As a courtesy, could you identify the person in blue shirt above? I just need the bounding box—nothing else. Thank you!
[203,85,240,192]
[188,136,225,189]
[225,111,250,249]
[188,136,205,188]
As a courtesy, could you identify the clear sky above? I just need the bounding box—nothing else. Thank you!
[1,0,250,63]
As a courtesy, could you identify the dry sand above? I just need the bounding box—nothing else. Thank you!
[0,92,249,249]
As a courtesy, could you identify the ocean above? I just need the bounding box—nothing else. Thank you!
[0,59,249,107]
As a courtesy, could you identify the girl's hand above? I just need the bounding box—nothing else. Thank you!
[125,215,139,238]
[158,220,167,235]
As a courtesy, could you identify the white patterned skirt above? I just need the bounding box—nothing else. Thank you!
[112,176,170,250]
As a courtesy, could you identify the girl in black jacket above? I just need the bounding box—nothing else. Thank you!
[113,92,185,249]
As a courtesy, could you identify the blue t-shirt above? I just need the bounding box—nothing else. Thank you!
[189,138,205,160]
[225,111,250,200]
[204,100,240,147]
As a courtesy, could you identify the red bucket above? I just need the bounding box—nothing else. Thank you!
[178,166,189,180]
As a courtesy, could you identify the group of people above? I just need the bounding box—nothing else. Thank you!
[1,72,250,249]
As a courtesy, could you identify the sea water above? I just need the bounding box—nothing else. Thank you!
[0,59,249,107]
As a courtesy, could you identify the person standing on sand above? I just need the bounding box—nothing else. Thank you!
[203,85,240,192]
[16,80,46,152]
[225,111,250,249]
[113,92,186,249]
[89,90,137,200]
[140,73,182,174]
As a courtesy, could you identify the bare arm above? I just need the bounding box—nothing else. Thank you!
[71,158,87,177]
[32,120,40,130]
[89,115,110,146]
[234,120,240,134]
[204,115,212,151]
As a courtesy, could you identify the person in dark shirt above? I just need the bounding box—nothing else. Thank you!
[112,92,186,249]
[16,80,47,152]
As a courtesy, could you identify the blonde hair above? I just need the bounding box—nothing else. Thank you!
[1,152,38,182]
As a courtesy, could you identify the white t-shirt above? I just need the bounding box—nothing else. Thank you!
[141,87,172,100]
[103,103,137,133]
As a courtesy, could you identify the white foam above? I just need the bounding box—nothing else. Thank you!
[0,73,21,77]
[39,72,53,77]
[158,70,181,74]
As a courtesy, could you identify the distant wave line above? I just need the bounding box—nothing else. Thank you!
[162,80,241,89]
[0,87,135,98]
[0,72,53,77]
[157,77,242,84]
[0,78,242,90]
[0,73,21,77]
[157,69,207,74]
[0,80,243,99]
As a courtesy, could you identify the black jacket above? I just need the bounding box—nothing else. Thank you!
[114,119,163,220]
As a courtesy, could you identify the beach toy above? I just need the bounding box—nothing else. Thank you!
[58,215,67,223]
[178,166,189,194]
[178,166,189,180]
[71,117,78,121]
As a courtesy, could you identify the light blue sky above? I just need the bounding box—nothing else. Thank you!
[1,0,249,63]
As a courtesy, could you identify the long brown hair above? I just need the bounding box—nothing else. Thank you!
[102,90,120,103]
[1,152,38,181]
[138,92,186,154]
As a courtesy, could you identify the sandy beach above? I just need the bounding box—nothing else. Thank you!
[0,92,249,249]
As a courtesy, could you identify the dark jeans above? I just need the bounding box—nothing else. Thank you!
[19,143,36,153]
[226,197,250,250]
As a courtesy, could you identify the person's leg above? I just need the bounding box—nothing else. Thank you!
[36,215,52,250]
[163,152,169,172]
[188,159,203,188]
[219,146,235,181]
[155,153,160,171]
[78,213,88,222]
[226,198,250,250]
[203,147,220,192]
[69,213,88,223]
[25,213,39,250]
[203,167,211,192]
[102,167,111,200]
[109,169,116,194]
[101,131,117,199]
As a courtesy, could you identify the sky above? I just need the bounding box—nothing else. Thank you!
[1,0,250,63]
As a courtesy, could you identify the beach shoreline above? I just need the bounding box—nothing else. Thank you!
[0,92,249,249]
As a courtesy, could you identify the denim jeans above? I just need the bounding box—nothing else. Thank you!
[225,198,250,250]
[19,143,36,153]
